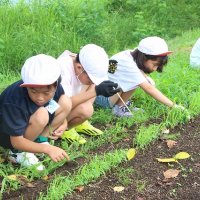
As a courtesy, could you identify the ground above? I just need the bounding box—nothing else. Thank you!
[2,115,200,200]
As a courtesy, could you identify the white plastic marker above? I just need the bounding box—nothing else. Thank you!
[113,87,133,115]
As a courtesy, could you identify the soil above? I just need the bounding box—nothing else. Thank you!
[2,115,200,200]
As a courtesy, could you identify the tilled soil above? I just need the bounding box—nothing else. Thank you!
[2,115,200,200]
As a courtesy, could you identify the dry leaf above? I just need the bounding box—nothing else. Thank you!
[127,148,136,160]
[26,183,35,188]
[113,186,125,192]
[162,129,170,134]
[75,186,84,192]
[166,140,177,149]
[174,152,190,160]
[123,138,130,142]
[17,175,29,185]
[163,169,180,179]
[156,158,177,163]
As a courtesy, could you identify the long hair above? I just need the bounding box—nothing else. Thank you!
[130,49,168,73]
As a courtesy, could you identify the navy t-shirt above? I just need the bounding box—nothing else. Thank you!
[0,80,64,139]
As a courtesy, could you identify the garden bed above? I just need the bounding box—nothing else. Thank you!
[3,115,200,200]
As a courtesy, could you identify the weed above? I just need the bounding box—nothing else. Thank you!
[135,179,147,193]
[162,132,181,140]
[114,167,135,186]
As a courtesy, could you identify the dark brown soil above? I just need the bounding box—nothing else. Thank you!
[2,115,200,200]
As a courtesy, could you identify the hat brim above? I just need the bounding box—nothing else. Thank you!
[20,83,49,88]
[156,51,173,56]
[88,73,108,85]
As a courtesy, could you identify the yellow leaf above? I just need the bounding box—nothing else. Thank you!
[113,186,125,192]
[163,169,180,179]
[156,158,177,163]
[7,175,17,181]
[174,152,190,160]
[42,176,49,181]
[127,148,136,160]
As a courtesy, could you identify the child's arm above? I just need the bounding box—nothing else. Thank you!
[139,81,174,107]
[71,81,120,108]
[10,136,70,162]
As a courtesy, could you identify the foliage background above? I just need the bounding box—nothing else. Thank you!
[0,0,199,74]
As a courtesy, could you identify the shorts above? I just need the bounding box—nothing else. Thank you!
[95,96,113,108]
[0,112,54,150]
[0,133,14,149]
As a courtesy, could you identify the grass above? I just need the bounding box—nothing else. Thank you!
[38,149,127,200]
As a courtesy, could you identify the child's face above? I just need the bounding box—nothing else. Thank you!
[27,85,56,106]
[143,59,160,74]
[76,65,93,85]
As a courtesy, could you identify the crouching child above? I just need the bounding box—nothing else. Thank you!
[0,54,71,170]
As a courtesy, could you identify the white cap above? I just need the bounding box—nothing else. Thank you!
[138,36,172,56]
[79,44,109,85]
[20,54,61,87]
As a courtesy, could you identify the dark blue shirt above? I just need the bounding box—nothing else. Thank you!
[0,80,64,137]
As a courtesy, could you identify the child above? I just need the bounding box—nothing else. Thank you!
[0,54,71,170]
[95,36,183,117]
[57,44,120,143]
[190,38,200,68]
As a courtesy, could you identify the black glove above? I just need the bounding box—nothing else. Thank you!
[95,80,121,97]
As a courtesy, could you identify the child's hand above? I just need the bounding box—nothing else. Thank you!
[48,130,63,140]
[173,104,186,110]
[48,120,68,140]
[45,145,70,162]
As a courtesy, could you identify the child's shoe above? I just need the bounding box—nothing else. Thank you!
[126,101,144,112]
[75,120,103,136]
[112,105,133,117]
[61,128,86,144]
[8,150,45,171]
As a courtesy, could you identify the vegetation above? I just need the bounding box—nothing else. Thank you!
[0,0,200,74]
[0,1,200,199]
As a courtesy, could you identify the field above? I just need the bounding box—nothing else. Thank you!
[0,28,200,199]
[0,1,200,200]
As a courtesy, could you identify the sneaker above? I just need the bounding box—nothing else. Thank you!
[75,120,103,136]
[126,101,144,112]
[112,105,133,117]
[61,128,86,144]
[8,150,45,171]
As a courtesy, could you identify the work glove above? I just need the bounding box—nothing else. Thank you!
[95,80,121,97]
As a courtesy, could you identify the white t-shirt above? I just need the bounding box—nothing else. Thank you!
[57,50,82,97]
[190,38,200,68]
[108,50,147,92]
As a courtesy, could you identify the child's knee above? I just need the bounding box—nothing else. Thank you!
[59,95,72,114]
[31,107,49,128]
[78,103,94,119]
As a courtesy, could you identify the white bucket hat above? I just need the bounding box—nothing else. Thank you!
[79,44,109,85]
[138,36,172,56]
[20,54,61,87]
